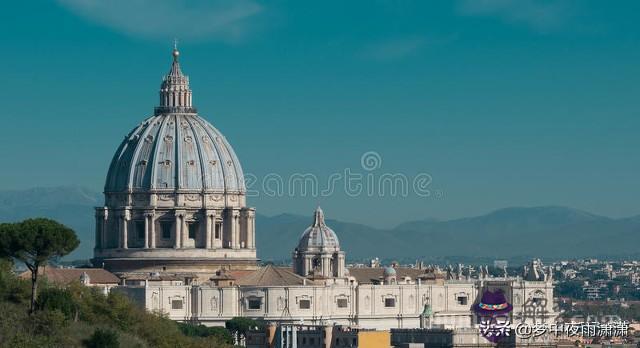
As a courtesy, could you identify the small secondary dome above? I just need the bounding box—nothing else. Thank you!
[384,267,397,276]
[297,207,340,251]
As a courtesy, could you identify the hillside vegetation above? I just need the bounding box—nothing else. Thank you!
[0,260,233,348]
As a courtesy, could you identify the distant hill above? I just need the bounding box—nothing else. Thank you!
[256,206,640,262]
[1,186,639,262]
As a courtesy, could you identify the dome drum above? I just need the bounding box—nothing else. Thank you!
[104,192,247,209]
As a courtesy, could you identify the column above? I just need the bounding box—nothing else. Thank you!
[175,212,182,248]
[230,210,238,249]
[149,212,156,249]
[143,213,150,249]
[234,211,241,249]
[205,210,213,249]
[181,214,188,247]
[121,210,129,249]
[247,209,256,249]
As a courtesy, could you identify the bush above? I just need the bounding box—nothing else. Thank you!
[84,328,120,348]
[179,323,233,344]
[37,287,77,320]
[31,309,68,336]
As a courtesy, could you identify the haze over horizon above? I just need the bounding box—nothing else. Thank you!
[1,1,639,226]
[3,185,640,261]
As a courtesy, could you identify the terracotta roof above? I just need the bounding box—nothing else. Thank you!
[347,267,429,284]
[20,267,120,285]
[236,265,316,286]
[228,270,255,280]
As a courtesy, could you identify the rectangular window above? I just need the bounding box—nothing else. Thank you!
[299,299,311,309]
[188,222,198,239]
[384,298,396,307]
[337,298,348,308]
[248,298,262,310]
[215,222,221,239]
[457,296,468,305]
[171,300,183,310]
[161,221,172,239]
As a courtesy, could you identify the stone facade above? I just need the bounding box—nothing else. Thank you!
[114,210,556,332]
[115,274,555,331]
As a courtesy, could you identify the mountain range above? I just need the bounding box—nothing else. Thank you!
[0,186,638,262]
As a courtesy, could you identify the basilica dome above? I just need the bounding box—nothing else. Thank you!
[297,207,340,251]
[94,47,257,276]
[105,114,245,193]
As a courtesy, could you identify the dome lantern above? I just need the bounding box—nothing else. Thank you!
[155,45,195,115]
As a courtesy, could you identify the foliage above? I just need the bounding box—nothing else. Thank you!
[0,255,234,348]
[225,317,263,343]
[0,258,30,304]
[556,280,585,299]
[37,287,77,320]
[0,301,74,347]
[179,322,234,344]
[0,218,80,313]
[0,217,236,347]
[84,327,120,348]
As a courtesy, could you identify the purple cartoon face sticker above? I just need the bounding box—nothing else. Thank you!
[474,289,513,343]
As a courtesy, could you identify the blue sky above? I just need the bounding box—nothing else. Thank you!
[1,0,639,226]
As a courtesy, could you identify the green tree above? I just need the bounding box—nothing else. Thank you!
[0,218,79,314]
[225,317,261,345]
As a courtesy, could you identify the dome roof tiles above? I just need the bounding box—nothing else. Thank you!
[105,114,245,193]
